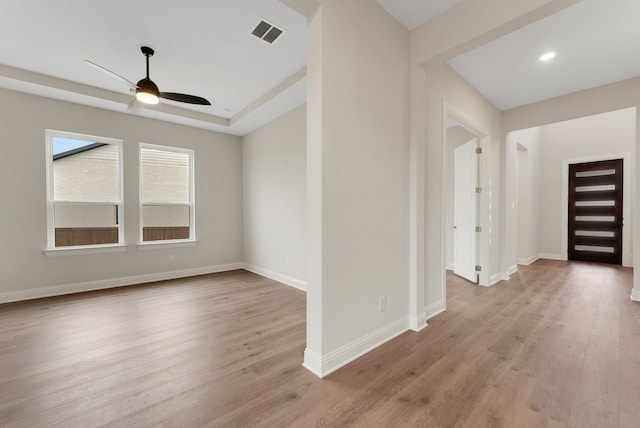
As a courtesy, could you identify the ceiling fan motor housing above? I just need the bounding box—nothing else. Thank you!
[136,77,159,96]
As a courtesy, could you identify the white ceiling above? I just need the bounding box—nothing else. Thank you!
[448,0,640,110]
[2,0,639,135]
[378,0,640,111]
[0,0,307,135]
[375,0,464,30]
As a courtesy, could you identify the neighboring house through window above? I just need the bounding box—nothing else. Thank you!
[140,144,194,242]
[46,130,123,249]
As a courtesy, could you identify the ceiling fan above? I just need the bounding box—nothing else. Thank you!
[86,46,211,111]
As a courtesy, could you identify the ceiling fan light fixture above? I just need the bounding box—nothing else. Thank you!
[135,77,160,104]
[136,90,160,104]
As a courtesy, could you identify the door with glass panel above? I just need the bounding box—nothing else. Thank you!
[568,159,623,264]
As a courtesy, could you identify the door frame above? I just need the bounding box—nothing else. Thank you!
[443,102,491,287]
[562,152,632,266]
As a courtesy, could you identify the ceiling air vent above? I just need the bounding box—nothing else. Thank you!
[250,18,285,44]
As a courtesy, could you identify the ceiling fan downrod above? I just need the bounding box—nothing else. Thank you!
[141,46,154,79]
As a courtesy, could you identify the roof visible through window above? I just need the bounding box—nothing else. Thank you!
[53,136,105,160]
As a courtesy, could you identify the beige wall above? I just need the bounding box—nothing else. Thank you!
[0,88,242,299]
[515,128,541,265]
[242,104,307,287]
[305,0,410,375]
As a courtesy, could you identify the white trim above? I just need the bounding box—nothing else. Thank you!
[408,67,427,358]
[242,263,307,291]
[137,240,198,250]
[495,266,518,284]
[0,263,243,304]
[43,244,128,257]
[539,253,565,261]
[424,299,446,321]
[302,317,409,378]
[517,255,540,265]
[631,288,640,302]
[302,348,323,378]
[446,263,454,271]
[562,152,633,267]
[409,311,428,332]
[491,273,504,285]
[491,263,527,285]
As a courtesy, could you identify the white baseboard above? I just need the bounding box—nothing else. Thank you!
[409,300,446,332]
[302,349,323,378]
[303,317,409,378]
[539,253,565,261]
[0,263,244,305]
[518,255,540,266]
[242,264,307,291]
[409,312,428,332]
[491,273,504,285]
[490,264,518,285]
[446,263,454,271]
[424,300,446,321]
[631,288,640,302]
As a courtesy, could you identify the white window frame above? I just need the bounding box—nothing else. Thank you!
[44,129,125,255]
[138,143,196,246]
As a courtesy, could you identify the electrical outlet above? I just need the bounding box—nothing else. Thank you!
[378,296,386,312]
[169,255,175,263]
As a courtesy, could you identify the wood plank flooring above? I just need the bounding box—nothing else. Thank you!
[0,260,638,427]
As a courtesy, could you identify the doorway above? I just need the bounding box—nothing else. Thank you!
[568,159,623,265]
[444,111,488,287]
[507,108,635,271]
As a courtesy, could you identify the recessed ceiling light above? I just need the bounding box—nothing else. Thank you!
[539,51,556,62]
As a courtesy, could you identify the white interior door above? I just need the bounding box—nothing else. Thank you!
[454,138,478,282]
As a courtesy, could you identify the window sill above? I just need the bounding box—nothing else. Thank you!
[43,244,128,258]
[137,240,198,251]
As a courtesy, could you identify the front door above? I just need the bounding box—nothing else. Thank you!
[568,159,623,265]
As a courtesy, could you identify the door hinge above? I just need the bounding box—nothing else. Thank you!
[475,226,482,232]
[475,147,482,154]
[475,265,482,272]
[475,187,482,194]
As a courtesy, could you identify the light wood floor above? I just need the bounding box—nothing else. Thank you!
[1,260,638,427]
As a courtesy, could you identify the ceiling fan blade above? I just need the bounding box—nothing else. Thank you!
[85,60,137,89]
[160,92,211,105]
[127,98,145,113]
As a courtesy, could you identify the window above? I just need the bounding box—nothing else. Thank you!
[140,144,194,242]
[46,130,123,249]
